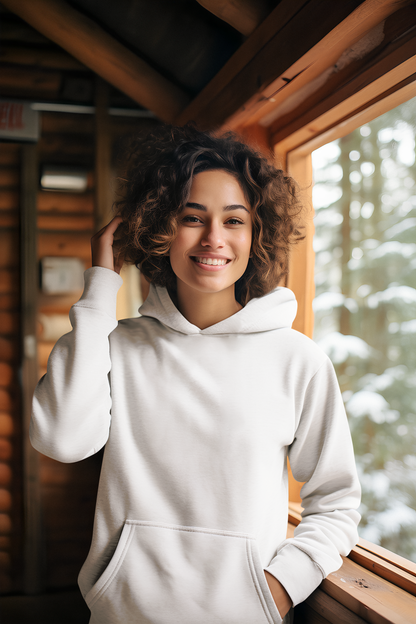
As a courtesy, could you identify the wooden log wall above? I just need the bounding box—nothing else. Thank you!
[0,143,22,594]
[35,111,98,590]
[36,111,157,590]
[0,99,158,592]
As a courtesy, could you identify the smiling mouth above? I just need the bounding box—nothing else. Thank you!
[192,256,231,266]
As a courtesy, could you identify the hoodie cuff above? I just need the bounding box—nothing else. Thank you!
[76,267,123,319]
[265,543,325,606]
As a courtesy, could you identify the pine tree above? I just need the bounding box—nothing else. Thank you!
[312,97,416,561]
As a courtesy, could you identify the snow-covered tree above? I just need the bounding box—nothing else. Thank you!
[312,97,416,561]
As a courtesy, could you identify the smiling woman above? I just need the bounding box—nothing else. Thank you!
[30,124,362,624]
[113,124,303,306]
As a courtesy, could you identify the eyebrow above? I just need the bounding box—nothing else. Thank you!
[185,202,250,214]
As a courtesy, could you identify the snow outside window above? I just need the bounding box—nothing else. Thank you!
[312,97,416,562]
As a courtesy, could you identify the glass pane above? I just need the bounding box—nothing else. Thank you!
[312,96,416,562]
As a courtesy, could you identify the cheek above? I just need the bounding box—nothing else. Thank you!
[169,230,189,259]
[236,231,252,256]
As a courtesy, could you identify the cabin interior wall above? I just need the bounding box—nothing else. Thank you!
[0,143,23,594]
[0,91,159,593]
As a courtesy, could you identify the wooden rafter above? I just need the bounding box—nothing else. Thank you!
[178,0,413,129]
[195,0,271,36]
[1,0,190,123]
[270,4,416,150]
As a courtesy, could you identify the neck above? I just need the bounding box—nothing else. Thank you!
[174,281,242,330]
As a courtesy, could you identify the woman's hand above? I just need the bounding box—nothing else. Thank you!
[264,571,292,619]
[91,216,124,274]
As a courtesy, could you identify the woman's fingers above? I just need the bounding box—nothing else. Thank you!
[91,216,124,272]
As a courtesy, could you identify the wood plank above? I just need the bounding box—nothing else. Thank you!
[0,168,19,188]
[0,337,17,363]
[0,145,20,167]
[38,134,94,158]
[0,413,14,437]
[302,588,368,624]
[0,312,19,336]
[37,342,55,369]
[0,212,19,228]
[357,538,416,578]
[0,440,13,462]
[0,513,12,534]
[37,232,91,261]
[37,213,94,231]
[274,58,416,155]
[0,230,20,269]
[270,7,416,145]
[20,143,43,594]
[323,556,416,624]
[0,489,12,512]
[236,0,415,129]
[0,44,88,71]
[0,293,19,312]
[0,191,19,210]
[0,65,61,98]
[37,291,82,315]
[234,122,271,153]
[177,0,309,125]
[286,151,315,338]
[0,390,12,412]
[196,0,272,36]
[0,270,19,294]
[0,363,13,388]
[178,0,366,127]
[41,112,94,135]
[294,601,332,624]
[2,0,190,122]
[37,191,94,213]
[178,0,412,129]
[349,546,416,597]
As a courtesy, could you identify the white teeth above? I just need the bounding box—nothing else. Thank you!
[195,257,227,266]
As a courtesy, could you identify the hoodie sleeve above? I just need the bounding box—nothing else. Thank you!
[265,356,361,606]
[30,267,123,463]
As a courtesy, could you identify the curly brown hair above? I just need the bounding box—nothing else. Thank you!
[114,124,303,305]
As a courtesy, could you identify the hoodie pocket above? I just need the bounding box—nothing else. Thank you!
[85,520,283,624]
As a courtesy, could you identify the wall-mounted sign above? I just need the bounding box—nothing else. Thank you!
[40,257,85,294]
[0,100,40,142]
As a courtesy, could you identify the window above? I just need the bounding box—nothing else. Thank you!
[311,97,416,562]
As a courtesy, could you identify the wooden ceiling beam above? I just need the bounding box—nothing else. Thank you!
[1,0,190,122]
[178,0,412,129]
[195,0,271,36]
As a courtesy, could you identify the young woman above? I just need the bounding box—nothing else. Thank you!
[31,125,361,624]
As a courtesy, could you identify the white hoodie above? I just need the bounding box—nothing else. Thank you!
[31,267,361,624]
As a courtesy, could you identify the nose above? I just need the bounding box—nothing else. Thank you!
[200,219,225,249]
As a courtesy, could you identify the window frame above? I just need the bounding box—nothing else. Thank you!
[276,61,416,608]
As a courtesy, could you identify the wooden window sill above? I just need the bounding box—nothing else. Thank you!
[288,502,416,623]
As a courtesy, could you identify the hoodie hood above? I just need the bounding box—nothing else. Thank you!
[139,284,297,335]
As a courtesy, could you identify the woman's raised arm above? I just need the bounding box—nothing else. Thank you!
[30,220,124,463]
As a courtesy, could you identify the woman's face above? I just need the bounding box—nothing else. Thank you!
[169,169,252,298]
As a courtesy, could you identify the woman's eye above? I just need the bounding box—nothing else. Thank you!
[226,218,243,225]
[182,215,202,223]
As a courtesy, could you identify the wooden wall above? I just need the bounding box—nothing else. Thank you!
[0,105,157,593]
[35,112,97,590]
[0,143,22,593]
